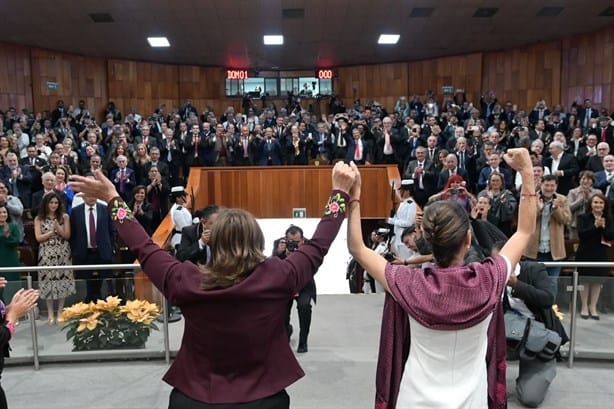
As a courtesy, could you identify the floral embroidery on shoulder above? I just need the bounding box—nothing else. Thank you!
[324,193,346,218]
[111,199,133,223]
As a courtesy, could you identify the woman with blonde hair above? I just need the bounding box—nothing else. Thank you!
[67,162,356,409]
[347,149,536,409]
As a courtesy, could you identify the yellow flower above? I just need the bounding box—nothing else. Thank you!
[120,300,159,324]
[94,296,122,313]
[58,301,94,321]
[76,312,101,332]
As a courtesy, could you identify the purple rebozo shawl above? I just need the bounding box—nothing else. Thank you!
[375,256,508,409]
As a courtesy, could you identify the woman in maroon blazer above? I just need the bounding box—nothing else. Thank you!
[68,163,356,409]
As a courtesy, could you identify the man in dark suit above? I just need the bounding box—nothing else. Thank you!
[496,255,568,408]
[591,116,614,153]
[21,145,47,194]
[134,124,160,151]
[273,225,317,354]
[141,147,170,185]
[594,154,614,194]
[160,127,183,184]
[477,152,512,191]
[256,128,283,166]
[528,100,551,125]
[176,205,220,265]
[184,124,207,168]
[437,153,469,192]
[404,146,437,208]
[344,127,372,165]
[578,98,599,129]
[453,136,477,191]
[0,152,32,208]
[71,191,116,303]
[110,155,136,202]
[543,141,580,195]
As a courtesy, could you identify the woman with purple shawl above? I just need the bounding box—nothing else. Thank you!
[346,148,536,409]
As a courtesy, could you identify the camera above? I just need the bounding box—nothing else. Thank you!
[286,240,299,252]
[449,188,459,195]
[383,252,395,262]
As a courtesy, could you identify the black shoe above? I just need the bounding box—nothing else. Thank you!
[297,343,308,353]
[590,312,600,320]
[580,314,589,320]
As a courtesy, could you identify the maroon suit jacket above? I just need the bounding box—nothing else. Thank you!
[108,190,348,404]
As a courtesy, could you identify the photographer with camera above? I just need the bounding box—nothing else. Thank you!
[273,225,315,353]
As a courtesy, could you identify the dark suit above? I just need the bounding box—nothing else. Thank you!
[70,202,116,303]
[578,107,598,128]
[404,159,437,208]
[20,157,47,193]
[344,138,372,165]
[257,138,282,166]
[543,152,580,195]
[0,165,32,208]
[141,161,170,185]
[594,170,614,194]
[477,166,512,191]
[176,223,208,264]
[110,167,137,201]
[437,168,469,192]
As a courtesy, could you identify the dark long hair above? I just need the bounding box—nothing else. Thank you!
[37,192,65,222]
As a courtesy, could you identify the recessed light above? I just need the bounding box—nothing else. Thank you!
[263,35,284,45]
[147,37,170,47]
[378,34,400,45]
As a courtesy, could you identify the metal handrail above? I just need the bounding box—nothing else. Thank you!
[2,263,171,370]
[4,260,614,369]
[1,264,142,273]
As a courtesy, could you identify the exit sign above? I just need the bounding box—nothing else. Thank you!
[46,81,59,90]
[292,208,307,218]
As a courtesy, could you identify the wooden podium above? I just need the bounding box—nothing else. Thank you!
[135,164,401,300]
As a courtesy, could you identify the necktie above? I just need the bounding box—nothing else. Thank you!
[243,138,249,158]
[31,158,35,166]
[602,128,607,143]
[89,207,97,248]
[417,162,424,189]
[354,140,361,161]
[460,152,465,169]
[194,137,199,158]
[119,169,126,193]
[337,131,346,147]
[167,141,173,162]
[429,148,434,161]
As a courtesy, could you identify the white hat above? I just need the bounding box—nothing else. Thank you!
[399,179,414,189]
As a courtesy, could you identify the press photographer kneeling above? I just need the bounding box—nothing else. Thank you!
[492,242,568,408]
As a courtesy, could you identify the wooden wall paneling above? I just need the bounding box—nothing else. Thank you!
[178,65,228,116]
[408,53,483,108]
[107,60,179,119]
[30,48,107,120]
[482,42,561,113]
[561,27,614,111]
[0,43,33,112]
[334,63,409,113]
[193,165,398,218]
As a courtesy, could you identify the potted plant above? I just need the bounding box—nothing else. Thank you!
[58,296,159,351]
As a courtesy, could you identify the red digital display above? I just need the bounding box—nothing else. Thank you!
[226,70,249,80]
[317,69,334,80]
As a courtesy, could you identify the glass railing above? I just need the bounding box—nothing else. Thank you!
[2,262,613,369]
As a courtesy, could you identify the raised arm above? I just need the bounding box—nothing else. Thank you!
[347,162,389,292]
[499,148,536,270]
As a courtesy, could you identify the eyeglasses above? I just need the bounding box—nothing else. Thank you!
[598,148,608,151]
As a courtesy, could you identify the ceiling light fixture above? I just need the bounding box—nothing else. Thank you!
[147,37,170,47]
[378,34,400,45]
[263,35,284,45]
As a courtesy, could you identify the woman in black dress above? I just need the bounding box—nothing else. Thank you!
[576,192,614,320]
